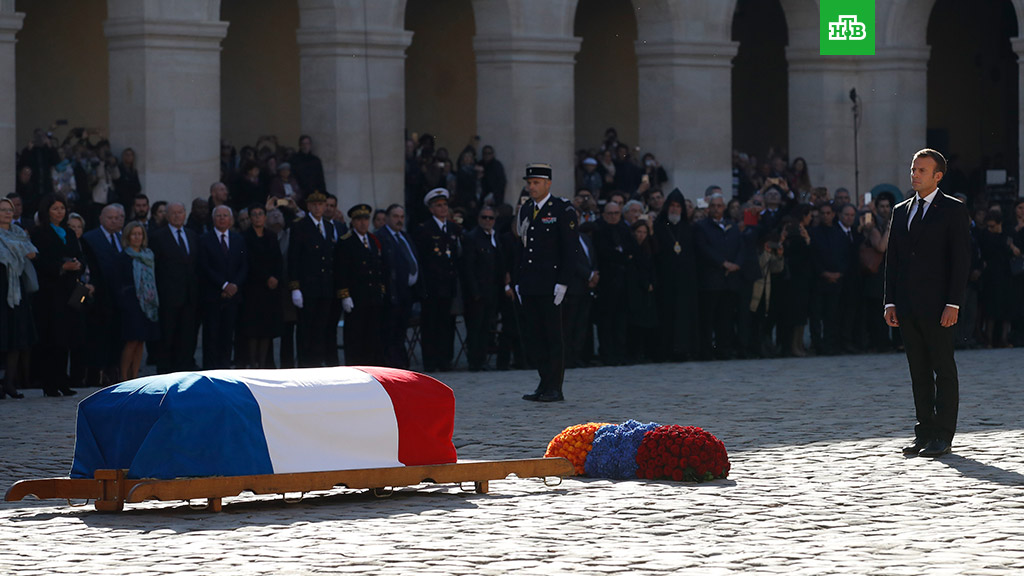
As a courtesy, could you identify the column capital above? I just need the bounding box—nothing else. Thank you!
[296,28,413,59]
[473,34,581,65]
[104,18,228,52]
[787,47,930,73]
[0,11,24,43]
[634,39,738,69]
[1012,36,1024,56]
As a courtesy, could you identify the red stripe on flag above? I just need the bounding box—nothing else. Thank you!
[355,367,457,466]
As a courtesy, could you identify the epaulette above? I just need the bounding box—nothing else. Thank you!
[340,231,353,240]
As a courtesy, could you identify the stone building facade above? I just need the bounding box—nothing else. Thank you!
[2,0,1023,209]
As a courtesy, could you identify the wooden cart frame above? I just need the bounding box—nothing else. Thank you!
[5,458,574,513]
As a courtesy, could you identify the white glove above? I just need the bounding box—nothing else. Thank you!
[291,289,303,309]
[342,297,354,313]
[553,284,567,306]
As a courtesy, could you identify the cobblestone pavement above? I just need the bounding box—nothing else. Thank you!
[2,349,1023,575]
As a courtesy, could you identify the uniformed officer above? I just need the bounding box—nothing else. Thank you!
[516,163,580,402]
[413,188,462,372]
[288,190,338,367]
[335,203,387,366]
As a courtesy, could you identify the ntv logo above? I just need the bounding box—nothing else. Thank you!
[828,15,867,41]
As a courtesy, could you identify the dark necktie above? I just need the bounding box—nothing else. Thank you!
[362,235,369,249]
[109,233,118,251]
[847,229,853,242]
[177,228,188,255]
[913,197,926,229]
[220,233,229,255]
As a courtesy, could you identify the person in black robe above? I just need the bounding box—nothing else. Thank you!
[652,188,698,362]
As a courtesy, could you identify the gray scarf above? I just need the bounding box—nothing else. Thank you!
[0,225,39,308]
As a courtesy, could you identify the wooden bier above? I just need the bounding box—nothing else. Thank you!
[5,457,574,513]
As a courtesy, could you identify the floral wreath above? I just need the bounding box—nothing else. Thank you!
[544,420,730,482]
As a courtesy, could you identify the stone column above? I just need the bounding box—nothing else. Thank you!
[1014,37,1024,196]
[0,7,24,191]
[788,47,928,201]
[636,39,738,197]
[296,27,412,209]
[104,17,228,207]
[474,34,581,198]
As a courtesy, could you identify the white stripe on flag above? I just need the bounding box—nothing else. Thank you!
[207,368,401,473]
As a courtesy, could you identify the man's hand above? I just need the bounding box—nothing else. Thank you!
[884,307,899,328]
[223,283,238,298]
[267,276,278,290]
[723,261,740,273]
[940,306,959,328]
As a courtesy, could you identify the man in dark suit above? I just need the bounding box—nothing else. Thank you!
[461,205,505,372]
[593,201,632,366]
[377,204,418,369]
[835,203,864,353]
[150,202,201,373]
[413,188,462,372]
[809,203,849,355]
[564,215,598,369]
[886,149,971,458]
[197,205,248,369]
[288,190,338,367]
[80,203,125,384]
[694,193,745,360]
[516,163,579,402]
[336,203,387,366]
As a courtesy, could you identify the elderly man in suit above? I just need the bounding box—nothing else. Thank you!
[197,205,248,369]
[80,203,126,384]
[461,205,506,372]
[885,149,971,458]
[694,192,745,360]
[377,203,419,369]
[150,202,201,373]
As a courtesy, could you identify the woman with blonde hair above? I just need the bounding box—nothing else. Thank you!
[118,220,159,381]
[0,198,38,398]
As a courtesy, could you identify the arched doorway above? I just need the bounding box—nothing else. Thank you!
[220,0,301,154]
[573,0,638,152]
[731,0,788,165]
[927,0,1019,205]
[404,0,476,155]
[15,0,108,147]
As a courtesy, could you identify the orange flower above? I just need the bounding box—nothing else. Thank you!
[544,422,612,475]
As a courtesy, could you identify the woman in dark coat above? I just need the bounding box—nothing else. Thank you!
[30,193,86,396]
[241,204,283,367]
[979,211,1017,348]
[0,198,38,399]
[780,205,814,356]
[652,188,698,361]
[118,221,160,381]
[626,220,659,363]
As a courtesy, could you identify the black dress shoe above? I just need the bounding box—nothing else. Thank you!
[919,439,952,457]
[522,392,542,401]
[536,392,564,402]
[902,438,930,455]
[59,387,78,397]
[43,390,62,398]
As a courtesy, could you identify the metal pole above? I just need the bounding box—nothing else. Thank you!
[851,88,860,203]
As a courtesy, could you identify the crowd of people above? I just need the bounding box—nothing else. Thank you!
[2,124,1022,399]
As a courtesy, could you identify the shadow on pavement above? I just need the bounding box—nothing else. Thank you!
[938,453,1024,486]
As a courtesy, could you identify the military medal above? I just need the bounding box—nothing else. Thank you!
[673,241,682,254]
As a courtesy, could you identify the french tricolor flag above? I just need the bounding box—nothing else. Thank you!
[71,367,457,480]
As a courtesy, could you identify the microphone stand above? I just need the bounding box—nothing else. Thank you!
[850,88,860,203]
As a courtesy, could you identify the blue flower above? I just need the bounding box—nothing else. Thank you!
[584,420,661,479]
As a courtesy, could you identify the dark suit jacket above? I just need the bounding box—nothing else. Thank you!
[884,189,971,322]
[377,226,419,308]
[150,225,200,309]
[810,224,851,293]
[197,229,248,303]
[515,196,579,296]
[287,215,336,300]
[694,218,744,292]
[335,231,387,305]
[461,226,505,301]
[81,227,124,311]
[567,232,598,296]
